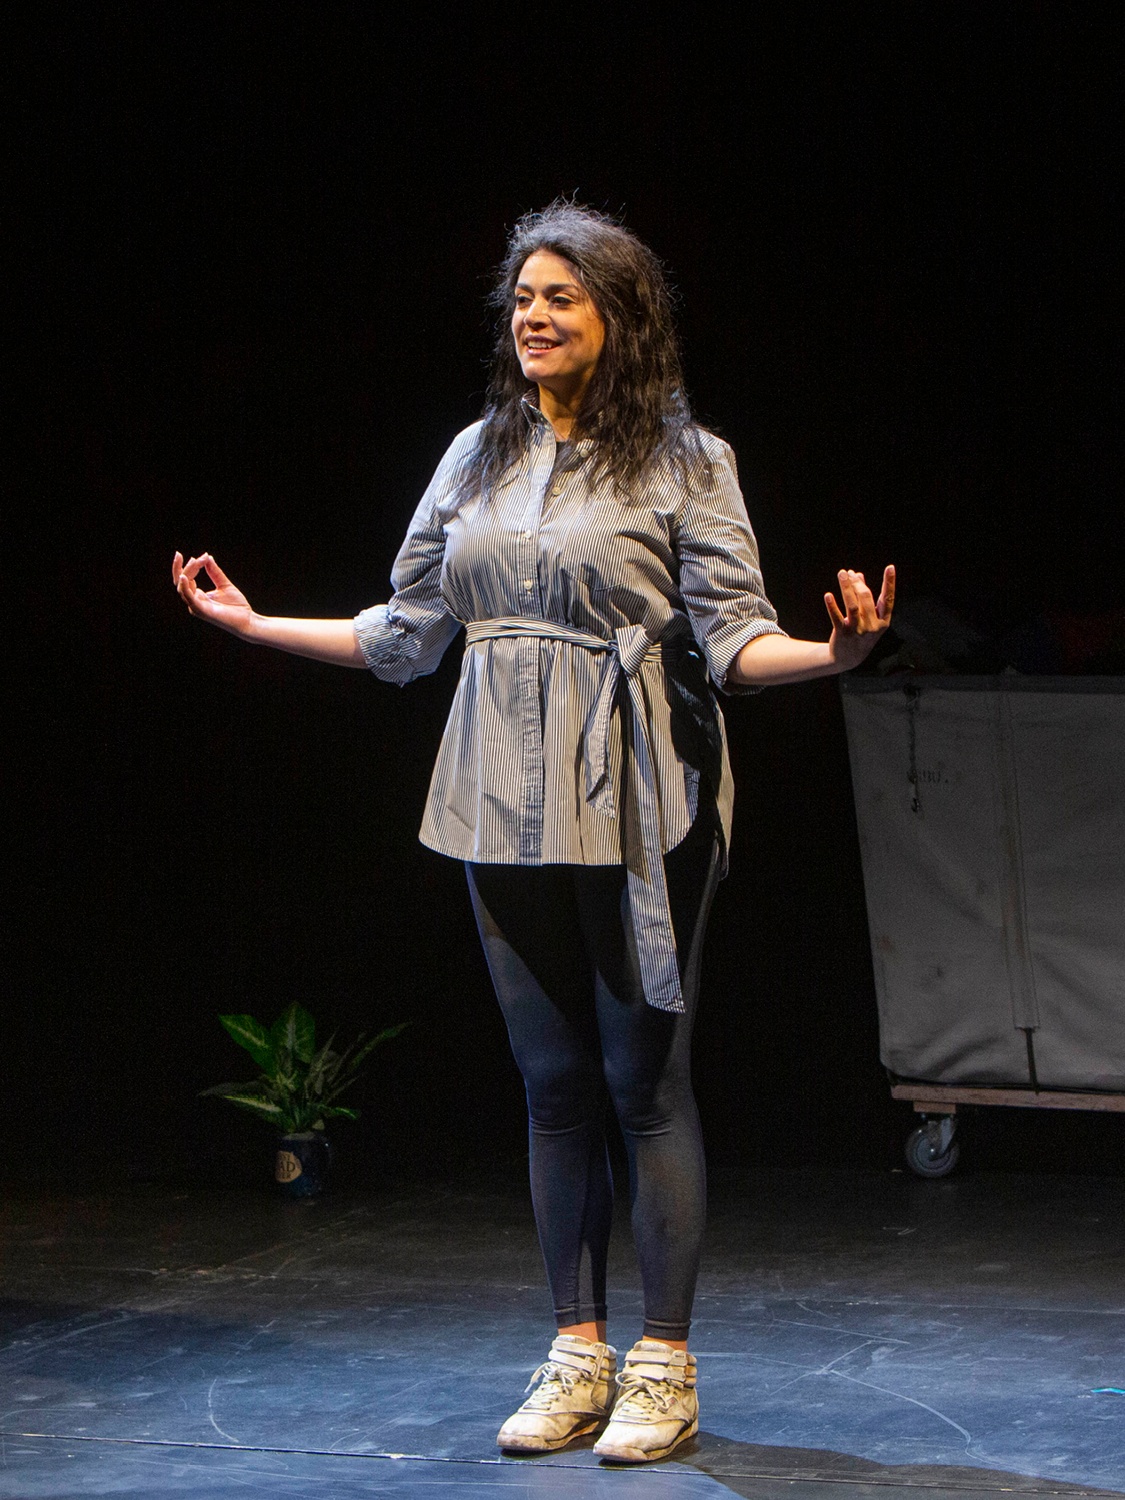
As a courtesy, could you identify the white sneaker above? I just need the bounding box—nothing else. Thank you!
[593,1340,698,1462]
[497,1334,617,1452]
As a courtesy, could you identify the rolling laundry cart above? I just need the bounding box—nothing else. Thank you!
[839,676,1125,1176]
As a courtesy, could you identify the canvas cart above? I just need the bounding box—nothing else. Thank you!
[840,676,1125,1176]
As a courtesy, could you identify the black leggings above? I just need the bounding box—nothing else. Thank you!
[466,811,720,1342]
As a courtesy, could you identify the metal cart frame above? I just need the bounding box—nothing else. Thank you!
[890,1081,1125,1177]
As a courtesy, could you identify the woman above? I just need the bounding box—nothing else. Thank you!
[174,202,894,1463]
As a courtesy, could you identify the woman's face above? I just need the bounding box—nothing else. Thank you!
[511,251,606,405]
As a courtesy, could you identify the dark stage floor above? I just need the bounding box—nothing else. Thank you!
[1,1168,1122,1498]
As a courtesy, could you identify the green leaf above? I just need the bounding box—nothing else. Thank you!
[323,1105,359,1121]
[318,1023,408,1106]
[348,1023,409,1074]
[320,1074,361,1108]
[199,1080,263,1098]
[218,1015,275,1072]
[216,1093,287,1123]
[272,1064,299,1098]
[285,1101,324,1133]
[306,1036,341,1096]
[271,1003,316,1065]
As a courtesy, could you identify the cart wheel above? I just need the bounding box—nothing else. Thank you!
[904,1122,960,1178]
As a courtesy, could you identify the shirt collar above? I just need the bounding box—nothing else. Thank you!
[520,392,550,429]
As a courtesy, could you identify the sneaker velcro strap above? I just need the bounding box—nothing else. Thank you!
[619,1345,696,1387]
[552,1349,597,1371]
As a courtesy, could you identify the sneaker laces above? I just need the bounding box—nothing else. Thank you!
[613,1371,678,1416]
[522,1360,585,1407]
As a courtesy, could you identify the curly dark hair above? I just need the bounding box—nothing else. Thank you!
[456,201,708,502]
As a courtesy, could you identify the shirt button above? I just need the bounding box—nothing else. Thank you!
[522,579,534,590]
[522,530,532,540]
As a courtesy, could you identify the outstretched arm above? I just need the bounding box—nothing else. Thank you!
[173,552,367,667]
[728,565,895,687]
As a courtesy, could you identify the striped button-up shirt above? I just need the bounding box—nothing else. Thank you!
[354,403,785,1010]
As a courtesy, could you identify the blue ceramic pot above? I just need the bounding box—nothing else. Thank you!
[275,1132,332,1197]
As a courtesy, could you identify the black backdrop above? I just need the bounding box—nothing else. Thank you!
[12,5,1121,1185]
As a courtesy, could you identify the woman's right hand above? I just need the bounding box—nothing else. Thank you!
[173,552,255,636]
[172,552,367,665]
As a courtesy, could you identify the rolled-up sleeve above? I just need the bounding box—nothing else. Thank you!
[674,439,787,694]
[353,430,475,684]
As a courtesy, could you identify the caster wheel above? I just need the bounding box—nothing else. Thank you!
[905,1124,960,1178]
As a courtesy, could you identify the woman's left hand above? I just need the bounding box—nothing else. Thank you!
[825,565,896,671]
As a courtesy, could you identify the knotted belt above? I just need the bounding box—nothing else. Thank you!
[465,617,686,1013]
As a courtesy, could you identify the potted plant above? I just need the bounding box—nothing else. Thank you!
[203,1002,407,1197]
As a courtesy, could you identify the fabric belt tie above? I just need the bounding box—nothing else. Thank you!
[465,616,685,1014]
